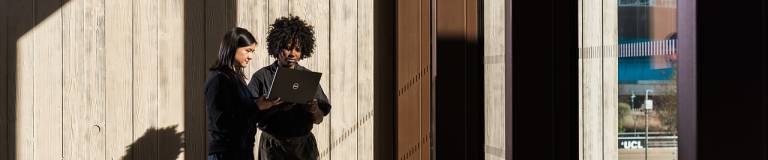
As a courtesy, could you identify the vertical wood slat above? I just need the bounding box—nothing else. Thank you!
[396,0,421,159]
[158,0,185,159]
[105,0,134,159]
[0,0,10,158]
[330,0,359,159]
[10,0,36,158]
[204,0,236,77]
[483,0,506,158]
[239,0,270,81]
[132,0,159,159]
[581,0,601,158]
[419,0,430,158]
[63,0,107,159]
[268,0,288,63]
[287,0,333,159]
[183,0,207,159]
[33,0,64,159]
[357,0,375,158]
[602,0,618,159]
[577,0,583,159]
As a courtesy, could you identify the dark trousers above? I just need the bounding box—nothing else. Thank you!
[258,132,319,160]
[208,149,255,160]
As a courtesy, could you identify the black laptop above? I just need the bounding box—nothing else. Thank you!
[266,67,322,104]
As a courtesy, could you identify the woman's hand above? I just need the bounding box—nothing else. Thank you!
[307,99,323,124]
[256,97,283,110]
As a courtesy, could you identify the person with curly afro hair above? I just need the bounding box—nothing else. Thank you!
[247,16,331,160]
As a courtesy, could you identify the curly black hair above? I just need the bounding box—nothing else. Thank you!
[266,16,316,59]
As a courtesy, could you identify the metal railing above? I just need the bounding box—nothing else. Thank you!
[618,39,677,58]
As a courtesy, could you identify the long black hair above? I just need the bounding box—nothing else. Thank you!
[211,27,257,80]
[266,16,316,59]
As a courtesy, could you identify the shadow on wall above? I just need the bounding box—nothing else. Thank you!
[122,125,185,160]
[3,0,70,159]
[184,0,237,159]
[1,0,238,158]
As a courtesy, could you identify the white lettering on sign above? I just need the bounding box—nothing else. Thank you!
[620,140,644,149]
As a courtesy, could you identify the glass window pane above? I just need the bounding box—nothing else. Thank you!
[579,0,678,159]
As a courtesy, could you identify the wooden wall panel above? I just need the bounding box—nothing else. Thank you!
[159,0,185,159]
[396,0,425,159]
[10,0,36,158]
[330,0,359,159]
[63,0,107,159]
[357,0,375,158]
[268,0,287,63]
[288,0,333,159]
[0,0,377,159]
[33,0,64,159]
[239,0,270,77]
[204,0,236,69]
[483,0,506,158]
[105,0,134,159]
[131,0,159,159]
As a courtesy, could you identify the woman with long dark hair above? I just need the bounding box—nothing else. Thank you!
[205,27,283,160]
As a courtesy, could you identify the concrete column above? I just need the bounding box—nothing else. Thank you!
[579,0,618,159]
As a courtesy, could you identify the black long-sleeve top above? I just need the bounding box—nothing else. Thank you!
[247,62,331,138]
[205,69,262,153]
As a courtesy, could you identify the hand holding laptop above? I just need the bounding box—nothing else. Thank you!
[306,99,323,124]
[256,96,283,110]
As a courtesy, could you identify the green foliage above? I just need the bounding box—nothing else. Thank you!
[618,102,632,132]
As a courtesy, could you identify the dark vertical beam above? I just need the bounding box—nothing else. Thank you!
[184,0,207,159]
[677,0,696,160]
[504,0,513,158]
[697,0,767,159]
[0,0,8,158]
[374,0,396,159]
[0,0,8,157]
[435,0,467,157]
[510,0,554,158]
[434,0,484,158]
[552,0,578,159]
[509,0,577,159]
[466,0,484,159]
[765,1,768,159]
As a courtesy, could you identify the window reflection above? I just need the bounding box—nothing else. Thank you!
[616,0,678,159]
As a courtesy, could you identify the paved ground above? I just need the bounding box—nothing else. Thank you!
[618,148,677,160]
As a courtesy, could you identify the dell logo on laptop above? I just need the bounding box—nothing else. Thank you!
[292,82,300,90]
